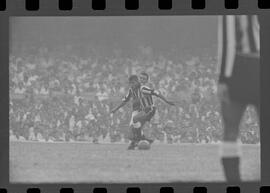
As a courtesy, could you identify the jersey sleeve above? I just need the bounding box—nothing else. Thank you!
[122,88,132,102]
[141,86,159,96]
[218,15,236,81]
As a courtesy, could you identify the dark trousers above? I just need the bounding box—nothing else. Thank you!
[219,55,260,141]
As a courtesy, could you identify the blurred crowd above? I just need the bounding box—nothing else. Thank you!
[9,47,260,144]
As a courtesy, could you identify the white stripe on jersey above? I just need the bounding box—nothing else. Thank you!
[218,15,260,78]
[217,16,224,75]
[239,15,251,54]
[225,15,236,77]
[252,15,260,53]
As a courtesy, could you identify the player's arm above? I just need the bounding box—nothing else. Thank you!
[110,101,126,114]
[111,89,131,114]
[155,92,175,106]
[141,86,175,106]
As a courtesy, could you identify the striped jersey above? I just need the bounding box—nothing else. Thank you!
[122,87,143,111]
[139,86,159,110]
[218,15,260,79]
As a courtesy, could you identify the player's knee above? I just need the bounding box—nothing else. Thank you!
[133,122,141,129]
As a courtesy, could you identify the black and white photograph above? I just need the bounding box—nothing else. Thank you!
[9,16,260,183]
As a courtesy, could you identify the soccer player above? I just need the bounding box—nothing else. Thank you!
[217,15,260,182]
[111,75,152,150]
[111,74,175,149]
[135,72,176,139]
[139,71,175,114]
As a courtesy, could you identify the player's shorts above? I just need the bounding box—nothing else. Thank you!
[133,106,156,125]
[143,106,156,122]
[220,54,259,107]
[131,106,156,128]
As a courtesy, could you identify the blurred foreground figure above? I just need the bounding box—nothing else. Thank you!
[217,15,260,182]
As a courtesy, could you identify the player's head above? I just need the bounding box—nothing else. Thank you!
[128,75,140,89]
[139,72,149,84]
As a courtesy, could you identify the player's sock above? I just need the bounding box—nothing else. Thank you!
[219,141,241,182]
[221,157,240,182]
[127,141,136,150]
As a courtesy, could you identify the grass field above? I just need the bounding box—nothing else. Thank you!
[10,141,260,183]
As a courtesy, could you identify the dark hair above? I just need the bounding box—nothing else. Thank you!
[140,72,149,80]
[129,75,139,83]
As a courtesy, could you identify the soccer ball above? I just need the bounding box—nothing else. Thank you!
[138,140,151,150]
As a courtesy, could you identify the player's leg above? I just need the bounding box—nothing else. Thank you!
[140,124,154,144]
[141,107,156,144]
[133,108,156,144]
[127,123,142,149]
[136,121,154,144]
[129,112,146,143]
[127,111,141,150]
[128,125,148,149]
[127,126,138,150]
[220,98,246,182]
[219,55,259,182]
[132,118,146,143]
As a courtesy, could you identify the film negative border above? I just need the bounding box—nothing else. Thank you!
[0,184,268,193]
[1,0,270,193]
[0,0,270,11]
[0,0,269,13]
